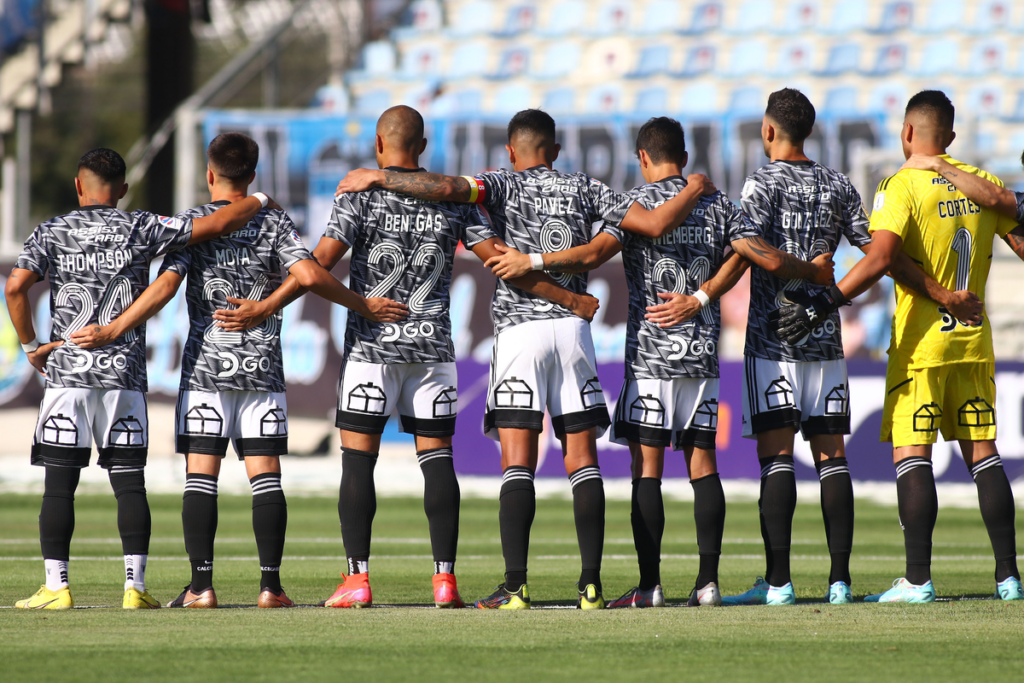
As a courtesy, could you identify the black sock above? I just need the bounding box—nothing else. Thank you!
[182,473,218,592]
[970,455,1020,582]
[631,477,664,591]
[691,472,726,588]
[816,457,854,586]
[759,455,796,587]
[895,457,937,586]
[418,448,459,574]
[108,467,151,556]
[569,465,604,592]
[339,448,377,575]
[39,466,81,562]
[499,466,535,591]
[251,472,287,592]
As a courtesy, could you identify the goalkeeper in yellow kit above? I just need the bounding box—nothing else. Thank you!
[773,91,1023,602]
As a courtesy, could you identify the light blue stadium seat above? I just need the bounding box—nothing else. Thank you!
[495,4,538,37]
[775,1,820,34]
[355,90,391,115]
[589,1,631,36]
[493,85,533,113]
[1007,92,1024,122]
[863,43,907,76]
[824,87,859,113]
[489,46,530,80]
[542,88,576,114]
[677,83,719,114]
[725,0,774,34]
[627,45,672,79]
[399,43,442,80]
[448,1,493,36]
[346,42,396,83]
[634,87,669,113]
[869,2,914,34]
[402,0,443,32]
[531,43,582,80]
[965,40,1006,75]
[773,41,814,76]
[586,84,625,113]
[821,0,868,35]
[446,41,490,80]
[728,87,764,114]
[914,0,963,34]
[815,43,860,76]
[678,2,723,35]
[537,0,587,37]
[966,1,1012,34]
[723,41,767,77]
[429,88,483,116]
[675,44,716,78]
[908,40,959,77]
[868,82,907,114]
[966,85,1003,119]
[635,0,683,35]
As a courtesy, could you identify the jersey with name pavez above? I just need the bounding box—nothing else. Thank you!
[326,178,495,364]
[617,177,760,380]
[740,160,871,362]
[14,206,193,391]
[470,166,634,333]
[163,202,312,393]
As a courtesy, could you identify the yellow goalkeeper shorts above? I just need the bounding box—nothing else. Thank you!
[881,361,996,447]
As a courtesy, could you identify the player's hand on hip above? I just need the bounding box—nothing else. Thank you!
[645,292,700,328]
[363,297,409,323]
[900,154,942,173]
[687,174,717,196]
[484,245,530,280]
[70,325,116,349]
[214,297,272,331]
[570,293,600,322]
[946,290,984,326]
[27,340,63,376]
[810,252,835,286]
[336,169,383,196]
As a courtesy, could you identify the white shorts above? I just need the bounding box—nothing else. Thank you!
[611,377,719,450]
[336,360,458,437]
[32,388,148,469]
[175,390,288,458]
[741,356,850,440]
[484,317,610,440]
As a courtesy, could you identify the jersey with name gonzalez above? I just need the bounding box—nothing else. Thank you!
[14,206,193,392]
[165,202,312,393]
[617,177,760,380]
[740,160,870,363]
[327,170,496,364]
[468,165,634,333]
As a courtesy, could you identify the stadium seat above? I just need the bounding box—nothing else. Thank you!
[965,40,1006,75]
[401,0,443,32]
[821,0,868,35]
[965,1,1012,34]
[541,87,575,114]
[588,1,631,36]
[775,1,820,34]
[586,84,624,113]
[675,44,716,78]
[869,2,914,34]
[634,86,669,113]
[728,87,765,114]
[488,46,530,80]
[400,83,443,113]
[677,82,720,114]
[493,84,533,112]
[627,45,672,79]
[722,41,767,77]
[914,0,963,34]
[446,41,490,80]
[678,2,723,36]
[725,0,775,35]
[634,0,684,35]
[347,41,396,82]
[815,43,861,76]
[536,0,587,37]
[1006,92,1024,122]
[864,43,907,76]
[868,82,907,114]
[448,1,494,36]
[966,85,1003,119]
[355,90,391,115]
[494,4,538,37]
[824,87,860,113]
[773,41,814,76]
[429,87,483,116]
[908,40,959,77]
[399,42,442,80]
[531,42,582,80]
[581,38,632,79]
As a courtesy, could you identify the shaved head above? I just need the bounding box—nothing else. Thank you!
[902,90,956,156]
[507,109,556,152]
[376,105,425,153]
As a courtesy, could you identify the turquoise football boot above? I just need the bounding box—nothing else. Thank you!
[864,578,935,603]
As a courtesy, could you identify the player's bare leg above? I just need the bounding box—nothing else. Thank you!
[413,434,463,607]
[241,456,291,607]
[686,446,725,606]
[810,434,854,603]
[170,453,223,608]
[560,428,605,608]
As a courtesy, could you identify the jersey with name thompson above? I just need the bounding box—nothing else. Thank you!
[618,177,760,379]
[471,166,633,333]
[327,173,495,364]
[14,206,193,391]
[740,160,870,362]
[167,202,312,393]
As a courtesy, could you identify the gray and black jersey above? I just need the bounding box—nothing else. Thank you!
[740,160,870,362]
[327,168,496,364]
[14,206,193,392]
[470,166,633,333]
[618,177,760,380]
[164,202,312,393]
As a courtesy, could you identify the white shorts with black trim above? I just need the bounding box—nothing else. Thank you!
[176,390,288,458]
[484,317,610,440]
[611,377,719,450]
[32,388,148,469]
[336,360,458,438]
[741,356,850,440]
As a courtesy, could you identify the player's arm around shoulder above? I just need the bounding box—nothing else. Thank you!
[901,154,1018,218]
[188,193,279,245]
[618,174,715,238]
[336,168,475,203]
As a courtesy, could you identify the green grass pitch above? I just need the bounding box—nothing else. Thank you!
[0,493,1021,682]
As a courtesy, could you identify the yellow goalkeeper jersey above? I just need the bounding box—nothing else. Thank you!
[868,155,1018,368]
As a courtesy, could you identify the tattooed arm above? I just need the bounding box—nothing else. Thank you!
[483,233,623,280]
[336,169,473,202]
[730,236,834,285]
[901,155,1018,218]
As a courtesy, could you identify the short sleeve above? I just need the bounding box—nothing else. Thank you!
[14,224,49,277]
[739,174,774,236]
[474,171,509,213]
[868,175,914,240]
[274,212,313,270]
[722,198,761,243]
[158,248,191,277]
[598,224,625,244]
[840,181,872,248]
[585,177,633,227]
[324,193,362,247]
[459,205,497,249]
[136,211,193,257]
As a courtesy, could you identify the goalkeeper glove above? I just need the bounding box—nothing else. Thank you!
[769,285,848,345]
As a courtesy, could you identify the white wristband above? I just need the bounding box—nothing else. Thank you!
[21,340,40,354]
[252,192,269,208]
[693,289,711,308]
[529,253,545,271]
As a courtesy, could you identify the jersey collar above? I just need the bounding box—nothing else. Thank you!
[76,204,118,211]
[211,200,231,207]
[384,166,425,173]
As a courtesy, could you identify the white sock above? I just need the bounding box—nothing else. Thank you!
[124,554,147,591]
[44,559,69,591]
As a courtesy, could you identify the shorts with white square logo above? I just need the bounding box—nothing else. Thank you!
[175,390,288,458]
[32,388,148,469]
[336,361,458,437]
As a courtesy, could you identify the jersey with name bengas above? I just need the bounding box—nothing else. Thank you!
[619,177,760,380]
[327,172,496,364]
[165,202,312,393]
[14,206,193,392]
[469,166,633,333]
[740,160,871,363]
